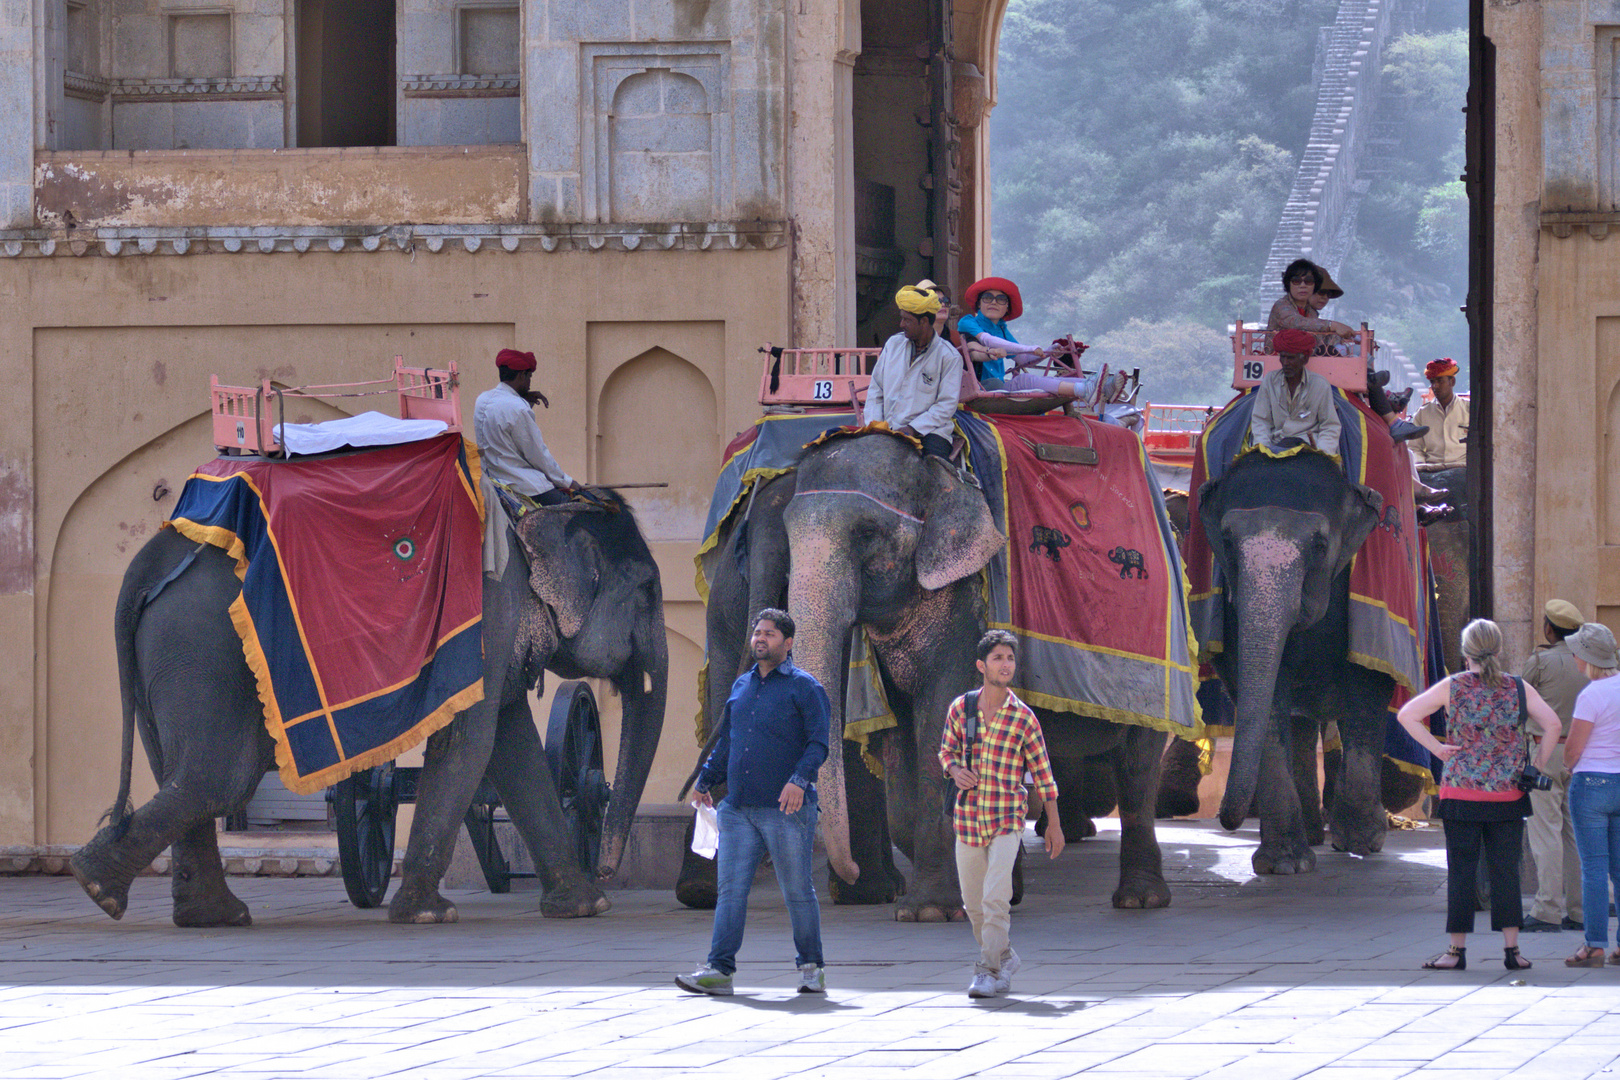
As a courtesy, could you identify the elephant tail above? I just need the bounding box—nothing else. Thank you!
[103,582,147,840]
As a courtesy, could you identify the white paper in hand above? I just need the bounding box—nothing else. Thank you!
[690,800,719,860]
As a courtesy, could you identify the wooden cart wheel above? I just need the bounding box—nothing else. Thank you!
[545,681,611,873]
[332,765,397,908]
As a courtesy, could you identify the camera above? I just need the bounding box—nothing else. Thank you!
[1514,764,1553,793]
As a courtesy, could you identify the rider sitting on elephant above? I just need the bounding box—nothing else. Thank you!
[865,284,963,458]
[1412,358,1469,471]
[1268,260,1426,445]
[1249,329,1342,458]
[955,277,1102,404]
[474,348,581,509]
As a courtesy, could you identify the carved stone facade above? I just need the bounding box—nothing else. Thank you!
[0,0,1010,849]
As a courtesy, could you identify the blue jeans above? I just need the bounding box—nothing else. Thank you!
[1569,771,1620,949]
[707,801,823,975]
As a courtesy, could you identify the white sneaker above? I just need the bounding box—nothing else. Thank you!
[797,964,826,994]
[993,949,1021,995]
[967,973,997,999]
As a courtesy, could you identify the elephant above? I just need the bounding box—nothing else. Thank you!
[676,471,909,910]
[71,494,668,927]
[785,432,1171,919]
[1423,466,1471,675]
[1197,449,1394,874]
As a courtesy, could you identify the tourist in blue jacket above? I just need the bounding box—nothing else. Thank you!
[677,608,831,997]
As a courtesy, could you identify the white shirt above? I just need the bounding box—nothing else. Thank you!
[865,331,962,441]
[473,381,574,496]
[1571,674,1620,774]
[1249,368,1341,457]
[1411,395,1469,468]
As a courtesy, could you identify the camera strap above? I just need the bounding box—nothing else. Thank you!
[956,690,981,807]
[1513,675,1531,771]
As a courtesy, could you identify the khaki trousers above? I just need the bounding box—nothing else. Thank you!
[1528,742,1582,923]
[954,832,1021,975]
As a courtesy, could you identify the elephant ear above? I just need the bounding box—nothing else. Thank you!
[1330,481,1384,577]
[1196,477,1232,580]
[517,512,597,638]
[916,458,1005,591]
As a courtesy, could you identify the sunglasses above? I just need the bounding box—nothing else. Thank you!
[980,292,1009,303]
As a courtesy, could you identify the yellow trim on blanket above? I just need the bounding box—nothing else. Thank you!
[169,471,483,795]
[1347,650,1420,694]
[842,713,897,779]
[1385,753,1438,795]
[1197,737,1214,776]
[990,622,1200,674]
[460,438,486,523]
[279,612,484,724]
[691,465,796,604]
[1012,686,1206,740]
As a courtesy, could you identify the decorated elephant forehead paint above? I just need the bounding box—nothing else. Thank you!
[793,488,923,524]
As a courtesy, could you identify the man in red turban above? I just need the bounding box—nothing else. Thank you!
[473,348,578,508]
[1412,358,1467,470]
[1250,329,1342,458]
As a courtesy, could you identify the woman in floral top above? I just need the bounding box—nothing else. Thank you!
[1397,619,1561,971]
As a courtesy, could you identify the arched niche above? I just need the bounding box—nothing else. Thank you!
[41,398,351,844]
[595,347,719,543]
[611,68,715,222]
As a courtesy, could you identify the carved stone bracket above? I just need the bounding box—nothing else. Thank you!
[0,221,789,257]
[107,76,285,101]
[401,74,520,98]
[64,71,110,102]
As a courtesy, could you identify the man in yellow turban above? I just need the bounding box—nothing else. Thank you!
[865,283,961,457]
[1412,358,1468,470]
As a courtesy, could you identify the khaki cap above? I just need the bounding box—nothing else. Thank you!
[1569,622,1619,670]
[1545,599,1584,630]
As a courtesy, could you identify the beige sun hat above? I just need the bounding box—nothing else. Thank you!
[1569,622,1619,670]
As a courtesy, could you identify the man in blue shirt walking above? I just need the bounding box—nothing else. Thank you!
[677,608,831,996]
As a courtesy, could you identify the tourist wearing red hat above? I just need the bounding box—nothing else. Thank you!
[956,276,1100,403]
[473,348,579,509]
[1249,328,1341,458]
[1412,359,1469,470]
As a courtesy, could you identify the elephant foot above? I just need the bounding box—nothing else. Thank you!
[1075,817,1098,840]
[1329,812,1388,857]
[1156,790,1202,818]
[674,874,717,910]
[1252,843,1317,876]
[387,886,459,924]
[1305,825,1326,847]
[827,869,899,906]
[539,884,610,919]
[172,892,252,928]
[69,853,127,920]
[1112,876,1172,910]
[894,899,966,922]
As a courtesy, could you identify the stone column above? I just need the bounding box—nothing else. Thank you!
[1488,0,1542,667]
[788,0,859,346]
[1,0,34,225]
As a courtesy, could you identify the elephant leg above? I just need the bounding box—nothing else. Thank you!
[483,694,609,919]
[391,717,495,924]
[892,707,963,923]
[1011,842,1025,906]
[675,782,723,910]
[171,818,251,928]
[1156,735,1205,818]
[828,739,903,906]
[72,781,223,921]
[1328,669,1391,856]
[1290,712,1325,847]
[1111,726,1172,909]
[1252,691,1315,875]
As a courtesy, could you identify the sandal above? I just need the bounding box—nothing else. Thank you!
[1566,944,1606,968]
[1422,945,1466,971]
[1504,945,1532,971]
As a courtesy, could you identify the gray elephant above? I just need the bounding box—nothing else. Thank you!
[71,495,667,927]
[1197,450,1393,874]
[786,432,1171,919]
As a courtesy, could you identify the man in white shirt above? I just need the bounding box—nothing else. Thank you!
[864,284,963,458]
[1412,358,1469,471]
[1249,328,1341,459]
[474,348,579,508]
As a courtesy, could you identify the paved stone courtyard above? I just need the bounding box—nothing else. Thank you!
[1,819,1616,1080]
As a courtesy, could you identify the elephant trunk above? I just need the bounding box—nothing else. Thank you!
[596,591,669,879]
[1217,532,1306,831]
[785,512,862,886]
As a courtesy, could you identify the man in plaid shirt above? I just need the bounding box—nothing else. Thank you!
[940,629,1064,998]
